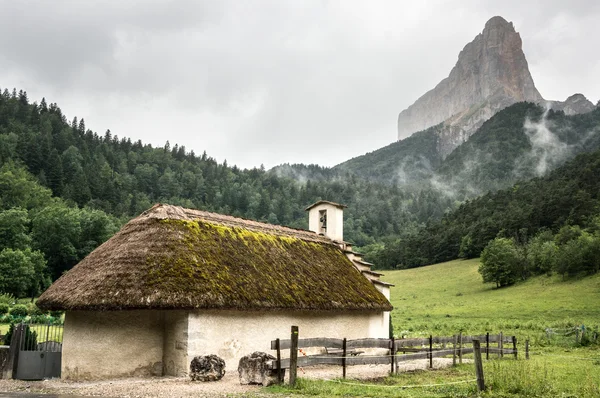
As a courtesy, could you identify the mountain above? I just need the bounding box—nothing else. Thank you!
[336,102,600,192]
[334,125,441,184]
[397,16,543,157]
[374,146,600,269]
[436,103,600,195]
[548,93,597,115]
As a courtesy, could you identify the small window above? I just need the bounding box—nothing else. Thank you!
[319,210,327,233]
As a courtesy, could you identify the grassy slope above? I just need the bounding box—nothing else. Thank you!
[269,260,600,397]
[383,258,600,340]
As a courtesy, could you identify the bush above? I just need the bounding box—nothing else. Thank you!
[29,314,50,324]
[0,302,9,314]
[9,304,28,317]
[0,293,15,305]
[49,310,63,319]
[27,303,46,316]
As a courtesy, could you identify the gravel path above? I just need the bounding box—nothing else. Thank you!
[0,358,458,397]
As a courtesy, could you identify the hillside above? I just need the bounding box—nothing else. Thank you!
[0,88,457,259]
[335,102,600,196]
[383,258,600,338]
[0,162,120,288]
[334,126,441,183]
[3,87,600,290]
[437,103,600,195]
[373,147,600,269]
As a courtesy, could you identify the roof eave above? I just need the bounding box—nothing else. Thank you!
[305,200,348,211]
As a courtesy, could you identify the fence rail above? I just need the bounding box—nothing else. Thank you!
[269,330,518,380]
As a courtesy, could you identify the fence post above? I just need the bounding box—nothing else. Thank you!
[486,332,489,360]
[429,335,433,369]
[342,338,347,379]
[390,337,395,374]
[452,335,457,366]
[275,338,282,384]
[473,339,485,392]
[289,326,299,386]
[512,336,517,359]
[458,332,463,364]
[395,339,399,374]
[498,332,503,359]
[525,340,530,360]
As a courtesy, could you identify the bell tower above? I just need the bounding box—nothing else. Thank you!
[305,200,346,242]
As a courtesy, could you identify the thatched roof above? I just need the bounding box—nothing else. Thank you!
[37,204,392,312]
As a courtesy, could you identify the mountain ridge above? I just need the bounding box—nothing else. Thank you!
[397,16,543,154]
[396,16,597,159]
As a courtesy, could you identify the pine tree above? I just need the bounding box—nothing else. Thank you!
[46,149,64,196]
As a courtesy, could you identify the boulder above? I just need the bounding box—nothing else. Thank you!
[238,351,283,386]
[189,354,225,382]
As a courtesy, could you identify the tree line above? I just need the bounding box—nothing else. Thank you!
[371,149,600,270]
[479,222,600,287]
[0,87,461,297]
[2,87,599,296]
[0,162,119,297]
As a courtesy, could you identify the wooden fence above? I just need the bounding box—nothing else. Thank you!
[545,325,599,345]
[269,329,519,384]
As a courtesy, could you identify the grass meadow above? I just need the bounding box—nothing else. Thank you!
[269,258,600,397]
[387,258,600,341]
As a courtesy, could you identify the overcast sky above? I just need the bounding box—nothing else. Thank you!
[1,0,599,169]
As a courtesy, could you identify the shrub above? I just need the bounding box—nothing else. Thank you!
[29,314,50,324]
[0,293,15,305]
[27,303,46,316]
[0,303,9,314]
[9,304,28,317]
[49,310,63,319]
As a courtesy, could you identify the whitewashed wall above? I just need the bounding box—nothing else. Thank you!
[187,309,387,372]
[61,308,388,379]
[307,203,344,241]
[62,310,163,380]
[162,310,189,376]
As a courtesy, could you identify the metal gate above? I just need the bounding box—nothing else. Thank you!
[14,323,63,380]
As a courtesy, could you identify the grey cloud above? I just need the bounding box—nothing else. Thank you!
[0,0,598,168]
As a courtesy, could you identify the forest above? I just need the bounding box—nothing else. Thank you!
[371,149,600,270]
[0,88,456,296]
[1,87,600,297]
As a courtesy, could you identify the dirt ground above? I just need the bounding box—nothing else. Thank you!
[0,358,456,398]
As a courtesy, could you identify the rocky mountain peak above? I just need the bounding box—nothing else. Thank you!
[397,16,543,156]
[484,15,513,30]
[548,93,596,115]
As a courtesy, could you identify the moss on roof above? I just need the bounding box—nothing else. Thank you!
[37,204,392,312]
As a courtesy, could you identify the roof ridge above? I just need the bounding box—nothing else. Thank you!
[141,203,334,244]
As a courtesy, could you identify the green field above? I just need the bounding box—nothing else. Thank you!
[270,258,600,397]
[385,258,600,341]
